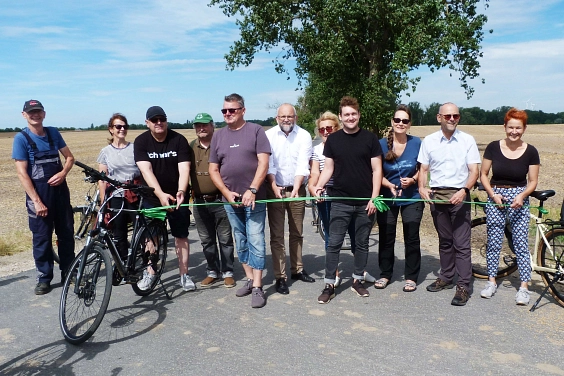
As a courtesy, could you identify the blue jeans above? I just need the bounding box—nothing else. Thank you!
[324,202,374,284]
[193,199,234,277]
[224,203,267,270]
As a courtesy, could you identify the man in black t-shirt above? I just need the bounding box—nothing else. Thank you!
[314,96,383,304]
[134,106,195,292]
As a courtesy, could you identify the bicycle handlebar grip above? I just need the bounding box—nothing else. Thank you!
[74,160,121,187]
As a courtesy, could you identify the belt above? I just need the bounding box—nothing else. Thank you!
[278,186,294,191]
[494,185,523,189]
[195,194,222,202]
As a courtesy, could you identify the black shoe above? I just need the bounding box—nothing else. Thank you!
[275,278,289,294]
[426,278,454,292]
[291,271,315,283]
[35,282,51,295]
[451,286,470,306]
[318,283,335,304]
[351,279,370,297]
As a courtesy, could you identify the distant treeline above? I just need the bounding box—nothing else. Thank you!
[1,117,277,132]
[3,105,563,133]
[407,103,564,126]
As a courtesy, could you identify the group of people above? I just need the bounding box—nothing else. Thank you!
[13,95,540,309]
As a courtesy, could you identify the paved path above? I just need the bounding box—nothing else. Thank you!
[1,211,563,375]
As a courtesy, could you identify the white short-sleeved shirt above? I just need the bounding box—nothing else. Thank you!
[266,124,312,187]
[417,129,480,188]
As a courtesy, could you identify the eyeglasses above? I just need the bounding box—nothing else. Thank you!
[113,124,128,130]
[277,115,295,120]
[150,117,167,123]
[440,114,460,121]
[393,118,410,124]
[221,107,242,114]
[318,127,333,134]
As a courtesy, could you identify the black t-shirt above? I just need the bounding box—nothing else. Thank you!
[323,128,382,205]
[484,141,540,186]
[134,130,192,195]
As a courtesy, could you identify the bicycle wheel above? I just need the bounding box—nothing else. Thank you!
[131,221,168,296]
[471,217,518,279]
[537,227,564,306]
[59,242,112,345]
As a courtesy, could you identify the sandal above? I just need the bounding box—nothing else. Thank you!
[374,278,389,289]
[403,281,417,292]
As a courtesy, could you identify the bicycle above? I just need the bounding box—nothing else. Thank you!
[52,177,99,264]
[470,185,564,311]
[59,161,169,344]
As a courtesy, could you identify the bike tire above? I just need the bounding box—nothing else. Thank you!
[471,217,518,279]
[537,227,564,307]
[131,221,168,296]
[59,242,112,345]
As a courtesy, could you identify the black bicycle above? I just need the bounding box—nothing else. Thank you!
[59,161,169,344]
[51,177,100,264]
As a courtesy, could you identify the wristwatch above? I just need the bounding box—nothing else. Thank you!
[249,187,258,194]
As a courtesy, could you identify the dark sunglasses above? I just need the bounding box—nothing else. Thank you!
[150,116,167,123]
[113,124,128,130]
[393,118,410,124]
[221,107,242,114]
[441,114,460,121]
[318,126,333,134]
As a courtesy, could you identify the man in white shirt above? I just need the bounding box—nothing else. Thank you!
[417,102,480,306]
[266,103,314,294]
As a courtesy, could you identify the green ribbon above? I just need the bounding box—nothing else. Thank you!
[137,195,548,219]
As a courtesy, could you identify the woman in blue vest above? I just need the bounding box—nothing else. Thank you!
[375,104,423,292]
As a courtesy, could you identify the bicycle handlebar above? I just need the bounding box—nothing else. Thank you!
[74,160,155,196]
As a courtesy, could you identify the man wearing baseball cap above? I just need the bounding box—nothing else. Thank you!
[134,106,195,292]
[189,113,235,288]
[12,100,76,295]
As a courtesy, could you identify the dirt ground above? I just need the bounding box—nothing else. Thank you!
[1,124,563,277]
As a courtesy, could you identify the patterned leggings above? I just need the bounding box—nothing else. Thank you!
[485,186,531,281]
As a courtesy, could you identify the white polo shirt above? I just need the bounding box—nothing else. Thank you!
[266,124,312,187]
[417,129,480,188]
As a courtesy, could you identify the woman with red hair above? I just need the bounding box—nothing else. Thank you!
[479,108,540,305]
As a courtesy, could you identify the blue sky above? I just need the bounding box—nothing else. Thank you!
[1,0,563,129]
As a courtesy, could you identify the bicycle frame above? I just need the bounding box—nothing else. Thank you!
[530,212,564,275]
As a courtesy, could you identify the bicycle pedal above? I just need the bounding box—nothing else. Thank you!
[502,255,517,266]
[125,275,140,284]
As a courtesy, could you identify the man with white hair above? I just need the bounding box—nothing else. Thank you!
[265,103,314,295]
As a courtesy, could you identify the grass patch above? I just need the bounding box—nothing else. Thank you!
[0,232,32,257]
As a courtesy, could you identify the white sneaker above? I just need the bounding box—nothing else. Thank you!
[515,288,530,305]
[180,274,196,292]
[137,270,156,291]
[480,281,497,298]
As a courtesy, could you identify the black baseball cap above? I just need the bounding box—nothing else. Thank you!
[146,106,167,120]
[23,100,44,113]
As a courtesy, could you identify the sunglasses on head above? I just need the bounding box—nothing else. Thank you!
[221,107,242,114]
[441,114,460,120]
[393,118,410,124]
[113,124,128,130]
[318,126,333,134]
[150,116,167,123]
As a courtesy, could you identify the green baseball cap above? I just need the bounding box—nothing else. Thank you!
[193,113,213,124]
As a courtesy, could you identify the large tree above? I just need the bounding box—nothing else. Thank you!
[210,0,490,133]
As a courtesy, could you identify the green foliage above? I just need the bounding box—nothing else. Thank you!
[210,0,491,134]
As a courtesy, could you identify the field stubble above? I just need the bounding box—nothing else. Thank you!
[1,125,563,276]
